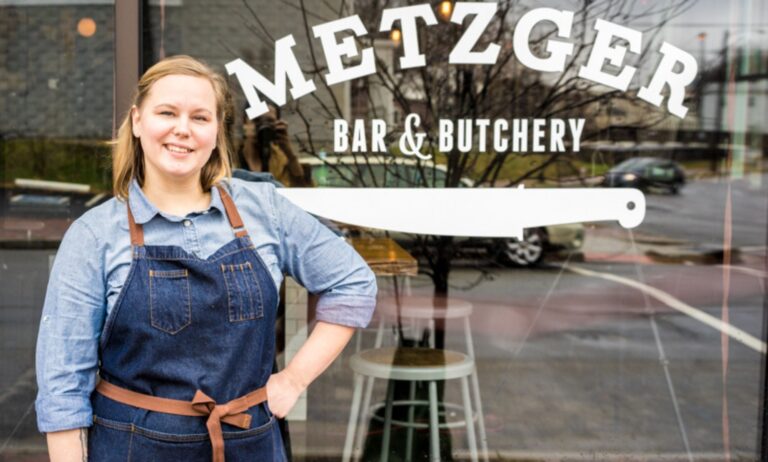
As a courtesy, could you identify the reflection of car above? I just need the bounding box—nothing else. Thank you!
[601,157,685,194]
[493,224,583,266]
[300,155,583,266]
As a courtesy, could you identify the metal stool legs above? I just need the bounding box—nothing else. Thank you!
[428,381,441,462]
[343,374,365,462]
[464,317,489,461]
[343,347,480,462]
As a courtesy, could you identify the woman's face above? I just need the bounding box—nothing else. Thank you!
[132,74,219,186]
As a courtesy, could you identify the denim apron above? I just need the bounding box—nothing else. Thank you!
[89,185,285,461]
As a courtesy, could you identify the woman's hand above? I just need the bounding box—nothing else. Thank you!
[266,323,355,418]
[273,120,289,143]
[265,369,306,418]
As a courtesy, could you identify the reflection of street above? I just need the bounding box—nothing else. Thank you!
[334,259,763,460]
[301,175,765,460]
[0,249,54,458]
[639,173,768,248]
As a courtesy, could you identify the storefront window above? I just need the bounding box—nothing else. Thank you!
[2,0,766,460]
[0,0,115,455]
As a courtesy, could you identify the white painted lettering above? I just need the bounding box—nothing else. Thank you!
[439,119,454,152]
[475,119,490,152]
[578,19,641,91]
[379,5,437,69]
[569,118,585,152]
[550,119,566,152]
[370,119,387,152]
[334,119,349,152]
[637,42,698,118]
[457,119,472,153]
[512,119,527,152]
[225,36,316,119]
[513,8,574,72]
[449,2,501,64]
[493,119,509,152]
[313,15,376,86]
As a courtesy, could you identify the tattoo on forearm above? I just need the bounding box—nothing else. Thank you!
[79,428,88,461]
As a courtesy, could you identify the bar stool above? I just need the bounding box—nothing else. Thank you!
[370,296,489,460]
[375,296,474,350]
[343,347,479,462]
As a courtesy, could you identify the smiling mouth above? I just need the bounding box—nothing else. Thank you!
[165,144,194,154]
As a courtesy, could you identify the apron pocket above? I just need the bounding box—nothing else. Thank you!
[221,262,265,322]
[149,269,192,334]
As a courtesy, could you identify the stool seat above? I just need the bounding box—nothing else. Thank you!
[377,296,473,320]
[351,347,474,382]
[345,296,488,462]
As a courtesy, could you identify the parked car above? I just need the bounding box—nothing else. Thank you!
[300,155,583,266]
[601,157,685,194]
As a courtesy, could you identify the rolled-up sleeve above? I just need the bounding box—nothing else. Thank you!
[273,190,377,328]
[35,220,106,433]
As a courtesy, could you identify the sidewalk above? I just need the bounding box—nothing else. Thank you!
[578,223,744,266]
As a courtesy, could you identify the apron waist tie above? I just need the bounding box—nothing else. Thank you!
[96,379,268,462]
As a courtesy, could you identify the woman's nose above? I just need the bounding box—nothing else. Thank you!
[174,116,191,137]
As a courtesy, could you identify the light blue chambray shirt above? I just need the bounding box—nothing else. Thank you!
[35,178,377,433]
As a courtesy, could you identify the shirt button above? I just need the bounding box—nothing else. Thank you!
[183,220,191,227]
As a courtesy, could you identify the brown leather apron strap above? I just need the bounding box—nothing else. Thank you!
[96,380,268,462]
[126,204,144,246]
[216,185,249,238]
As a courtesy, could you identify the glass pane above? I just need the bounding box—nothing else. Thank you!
[1,1,115,457]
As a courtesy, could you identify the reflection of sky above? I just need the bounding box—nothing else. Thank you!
[647,0,766,58]
[518,0,766,72]
[518,0,768,50]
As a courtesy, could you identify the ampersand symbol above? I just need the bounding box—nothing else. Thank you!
[399,114,430,160]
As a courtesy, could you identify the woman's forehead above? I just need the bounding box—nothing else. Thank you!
[145,74,217,109]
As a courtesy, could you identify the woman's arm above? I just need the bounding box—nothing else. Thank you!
[36,219,107,446]
[46,428,87,462]
[262,182,378,417]
[266,321,355,417]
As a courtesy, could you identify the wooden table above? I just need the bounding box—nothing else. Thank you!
[349,237,418,276]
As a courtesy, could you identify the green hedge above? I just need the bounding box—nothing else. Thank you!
[1,138,112,192]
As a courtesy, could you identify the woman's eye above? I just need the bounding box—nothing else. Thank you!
[194,116,209,122]
[159,111,174,116]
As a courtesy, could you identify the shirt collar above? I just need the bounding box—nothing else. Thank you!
[128,179,226,224]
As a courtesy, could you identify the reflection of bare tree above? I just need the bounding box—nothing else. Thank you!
[243,0,694,297]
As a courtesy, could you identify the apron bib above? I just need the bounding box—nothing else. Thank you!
[89,185,284,462]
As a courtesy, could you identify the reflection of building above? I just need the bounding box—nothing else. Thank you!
[1,3,115,138]
[699,47,768,167]
[1,0,351,146]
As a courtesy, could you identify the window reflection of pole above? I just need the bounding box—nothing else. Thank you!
[697,32,707,70]
[696,32,706,134]
[714,31,728,176]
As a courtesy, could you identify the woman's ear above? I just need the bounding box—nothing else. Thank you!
[131,105,141,138]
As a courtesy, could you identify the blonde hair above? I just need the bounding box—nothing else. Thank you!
[112,55,233,199]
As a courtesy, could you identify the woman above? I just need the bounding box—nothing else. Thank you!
[35,55,377,461]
